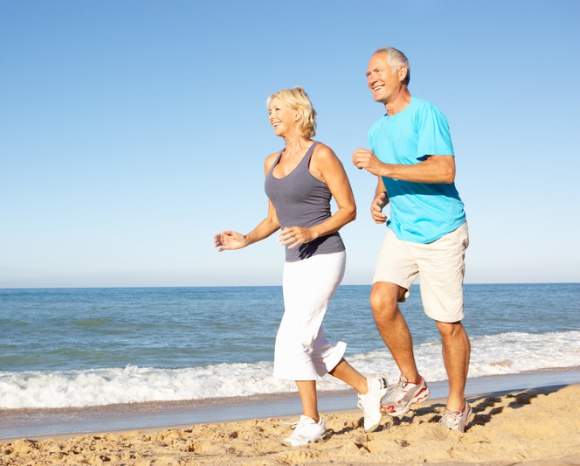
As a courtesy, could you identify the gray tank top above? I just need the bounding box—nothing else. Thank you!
[264,142,345,262]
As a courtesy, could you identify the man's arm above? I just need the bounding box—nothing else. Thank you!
[371,176,388,224]
[353,149,455,184]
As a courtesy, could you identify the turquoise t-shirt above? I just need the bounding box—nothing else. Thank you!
[368,97,466,244]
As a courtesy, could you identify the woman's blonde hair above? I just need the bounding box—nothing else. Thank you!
[267,87,317,138]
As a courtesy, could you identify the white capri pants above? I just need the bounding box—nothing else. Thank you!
[273,250,347,381]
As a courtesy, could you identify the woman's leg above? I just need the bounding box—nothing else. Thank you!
[296,380,319,420]
[329,358,368,394]
[330,358,389,433]
[274,252,347,381]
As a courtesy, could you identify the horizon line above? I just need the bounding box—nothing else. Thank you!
[1,281,579,291]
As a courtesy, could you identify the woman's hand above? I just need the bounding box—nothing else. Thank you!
[214,231,248,251]
[279,226,318,249]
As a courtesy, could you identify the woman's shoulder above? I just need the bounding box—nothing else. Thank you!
[263,150,281,174]
[312,141,340,165]
[312,141,337,159]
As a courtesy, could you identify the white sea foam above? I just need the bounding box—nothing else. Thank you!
[1,330,579,409]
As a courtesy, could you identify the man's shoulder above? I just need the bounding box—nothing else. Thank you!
[412,97,446,118]
[369,114,386,131]
[367,115,386,141]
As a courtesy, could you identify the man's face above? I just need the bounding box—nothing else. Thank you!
[366,53,403,104]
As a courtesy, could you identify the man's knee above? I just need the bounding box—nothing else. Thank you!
[370,282,404,321]
[435,320,464,339]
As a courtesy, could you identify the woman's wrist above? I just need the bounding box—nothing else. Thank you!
[308,227,321,241]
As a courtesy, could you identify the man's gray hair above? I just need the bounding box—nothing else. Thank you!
[374,47,410,86]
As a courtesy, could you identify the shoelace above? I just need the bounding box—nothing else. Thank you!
[389,378,408,403]
[288,418,318,429]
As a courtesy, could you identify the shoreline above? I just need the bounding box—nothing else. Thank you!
[2,366,580,441]
[2,382,579,465]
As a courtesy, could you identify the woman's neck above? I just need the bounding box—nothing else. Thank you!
[283,133,310,154]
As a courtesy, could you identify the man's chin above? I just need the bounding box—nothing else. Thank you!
[371,92,388,103]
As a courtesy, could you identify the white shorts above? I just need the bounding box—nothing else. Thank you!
[273,251,347,380]
[373,223,469,323]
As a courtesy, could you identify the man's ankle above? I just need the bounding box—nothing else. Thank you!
[446,398,465,412]
[403,373,422,385]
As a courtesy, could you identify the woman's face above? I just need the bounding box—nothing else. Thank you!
[268,99,297,137]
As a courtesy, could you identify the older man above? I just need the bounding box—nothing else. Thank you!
[352,47,471,432]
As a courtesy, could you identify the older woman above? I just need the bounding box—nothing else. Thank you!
[214,87,387,446]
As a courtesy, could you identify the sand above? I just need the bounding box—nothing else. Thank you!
[1,384,579,466]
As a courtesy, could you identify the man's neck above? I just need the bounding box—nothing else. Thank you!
[385,87,412,116]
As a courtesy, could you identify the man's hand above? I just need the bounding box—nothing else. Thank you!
[371,192,387,224]
[352,148,384,176]
[214,231,248,251]
[279,226,317,249]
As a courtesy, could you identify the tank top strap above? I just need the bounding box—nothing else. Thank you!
[302,141,318,170]
[268,151,283,176]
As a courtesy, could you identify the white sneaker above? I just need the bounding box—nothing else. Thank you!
[282,415,327,447]
[357,377,388,432]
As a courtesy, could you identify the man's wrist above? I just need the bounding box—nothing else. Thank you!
[379,163,394,178]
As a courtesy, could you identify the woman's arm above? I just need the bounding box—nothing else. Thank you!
[215,153,281,251]
[280,144,356,249]
[215,199,280,251]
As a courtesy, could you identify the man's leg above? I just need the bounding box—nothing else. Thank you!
[435,321,470,411]
[416,223,470,416]
[370,282,420,383]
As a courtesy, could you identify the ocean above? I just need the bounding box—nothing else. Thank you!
[1,284,579,410]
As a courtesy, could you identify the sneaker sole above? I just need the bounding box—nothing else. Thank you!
[282,430,329,447]
[364,420,381,433]
[382,385,431,418]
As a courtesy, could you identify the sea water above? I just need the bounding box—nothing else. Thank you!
[1,284,579,409]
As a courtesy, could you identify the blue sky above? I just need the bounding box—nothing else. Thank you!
[1,1,579,288]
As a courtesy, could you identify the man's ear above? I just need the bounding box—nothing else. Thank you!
[398,66,409,83]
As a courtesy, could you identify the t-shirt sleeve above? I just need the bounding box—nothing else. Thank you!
[417,103,454,157]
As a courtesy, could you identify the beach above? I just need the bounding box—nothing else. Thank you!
[2,285,579,464]
[2,382,579,465]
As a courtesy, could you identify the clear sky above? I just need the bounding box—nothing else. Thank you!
[1,1,579,288]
